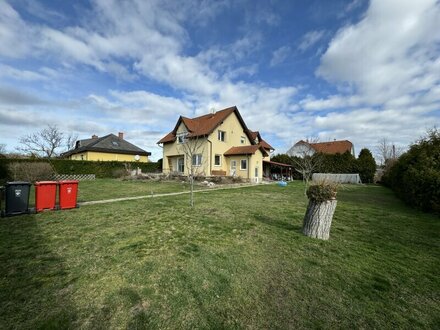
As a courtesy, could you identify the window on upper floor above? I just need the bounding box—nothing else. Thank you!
[177,132,187,144]
[218,130,226,142]
[240,136,246,144]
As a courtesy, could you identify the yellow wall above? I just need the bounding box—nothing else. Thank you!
[69,151,149,162]
[162,112,264,180]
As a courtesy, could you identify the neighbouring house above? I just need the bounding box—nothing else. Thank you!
[157,106,291,182]
[62,132,151,162]
[286,140,355,157]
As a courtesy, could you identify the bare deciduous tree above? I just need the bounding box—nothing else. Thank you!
[0,143,6,155]
[177,132,206,207]
[17,124,64,158]
[65,132,79,151]
[292,147,322,195]
[376,138,404,165]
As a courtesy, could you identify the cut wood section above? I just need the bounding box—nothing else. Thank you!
[302,199,337,240]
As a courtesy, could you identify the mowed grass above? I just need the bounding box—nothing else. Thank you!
[27,178,204,206]
[0,181,439,329]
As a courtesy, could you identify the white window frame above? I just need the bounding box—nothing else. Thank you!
[218,130,226,142]
[240,136,246,144]
[214,154,222,166]
[192,154,202,166]
[240,159,248,170]
[177,132,187,144]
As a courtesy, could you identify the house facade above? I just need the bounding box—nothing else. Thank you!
[158,106,274,182]
[287,140,355,157]
[62,133,151,162]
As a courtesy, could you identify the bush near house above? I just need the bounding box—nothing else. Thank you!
[382,128,440,213]
[0,159,160,182]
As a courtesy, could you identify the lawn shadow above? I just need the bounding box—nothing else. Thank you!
[253,214,301,232]
[0,215,78,329]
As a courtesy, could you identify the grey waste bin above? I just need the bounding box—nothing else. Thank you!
[1,182,31,217]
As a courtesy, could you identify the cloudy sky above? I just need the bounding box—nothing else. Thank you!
[0,0,439,160]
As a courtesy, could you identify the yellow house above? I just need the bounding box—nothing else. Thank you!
[157,106,274,182]
[62,132,151,162]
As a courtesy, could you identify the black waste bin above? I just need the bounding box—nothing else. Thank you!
[1,182,31,217]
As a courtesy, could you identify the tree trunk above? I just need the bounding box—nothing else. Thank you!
[190,175,194,207]
[302,199,337,240]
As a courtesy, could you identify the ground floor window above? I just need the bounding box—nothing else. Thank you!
[214,154,221,166]
[178,157,184,173]
[192,154,202,166]
[240,159,247,170]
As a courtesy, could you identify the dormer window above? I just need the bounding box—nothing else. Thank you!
[112,141,119,146]
[218,130,226,142]
[177,132,187,144]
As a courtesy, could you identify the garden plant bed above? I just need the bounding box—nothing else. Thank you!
[0,181,439,328]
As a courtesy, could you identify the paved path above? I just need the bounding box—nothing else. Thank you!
[79,183,264,206]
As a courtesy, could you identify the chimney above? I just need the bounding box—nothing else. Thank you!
[92,134,98,139]
[118,132,124,140]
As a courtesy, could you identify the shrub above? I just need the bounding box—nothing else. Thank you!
[357,148,376,183]
[382,128,440,213]
[318,151,358,174]
[8,162,55,182]
[0,158,160,179]
[306,181,338,202]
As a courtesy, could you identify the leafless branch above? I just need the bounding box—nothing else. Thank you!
[16,124,64,158]
[177,132,207,207]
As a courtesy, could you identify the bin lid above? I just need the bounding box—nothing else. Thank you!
[58,180,79,184]
[35,181,58,185]
[6,181,31,186]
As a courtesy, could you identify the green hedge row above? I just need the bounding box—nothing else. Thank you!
[0,158,160,181]
[271,149,376,183]
[382,129,440,213]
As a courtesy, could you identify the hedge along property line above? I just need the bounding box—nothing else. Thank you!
[0,158,160,180]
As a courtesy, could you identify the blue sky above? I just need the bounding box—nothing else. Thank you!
[0,0,439,161]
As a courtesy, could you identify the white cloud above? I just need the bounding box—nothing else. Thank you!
[0,64,48,81]
[298,30,326,52]
[270,46,291,66]
[317,0,440,103]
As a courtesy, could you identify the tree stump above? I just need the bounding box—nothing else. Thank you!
[302,199,337,240]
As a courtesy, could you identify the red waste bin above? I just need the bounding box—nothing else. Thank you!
[35,181,58,212]
[58,180,79,209]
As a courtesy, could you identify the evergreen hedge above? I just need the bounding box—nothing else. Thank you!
[0,158,160,182]
[357,148,376,183]
[272,151,360,180]
[382,128,440,213]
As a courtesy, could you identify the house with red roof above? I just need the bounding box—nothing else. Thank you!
[286,140,355,157]
[157,106,290,182]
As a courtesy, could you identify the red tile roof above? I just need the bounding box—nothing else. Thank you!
[157,107,274,154]
[247,130,274,150]
[308,140,353,154]
[224,145,268,157]
[158,106,241,144]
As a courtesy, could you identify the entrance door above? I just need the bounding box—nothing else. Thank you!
[178,157,184,174]
[230,160,237,176]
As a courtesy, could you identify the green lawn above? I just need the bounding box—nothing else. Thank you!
[27,178,205,206]
[0,181,439,329]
